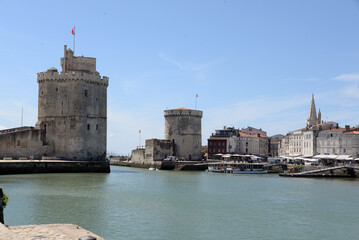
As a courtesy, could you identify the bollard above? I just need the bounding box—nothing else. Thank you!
[78,236,97,240]
[0,188,4,224]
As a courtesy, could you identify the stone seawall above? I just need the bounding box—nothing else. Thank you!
[110,159,208,171]
[0,160,110,175]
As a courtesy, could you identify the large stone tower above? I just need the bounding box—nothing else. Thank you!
[164,108,203,160]
[36,45,109,161]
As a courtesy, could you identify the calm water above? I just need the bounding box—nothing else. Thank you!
[1,166,359,239]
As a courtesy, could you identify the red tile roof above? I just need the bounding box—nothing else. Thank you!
[344,131,359,135]
[320,128,346,132]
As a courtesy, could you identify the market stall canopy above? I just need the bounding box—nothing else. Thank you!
[336,155,353,160]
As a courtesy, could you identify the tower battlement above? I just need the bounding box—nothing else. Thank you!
[164,108,203,118]
[61,45,97,74]
[37,69,109,86]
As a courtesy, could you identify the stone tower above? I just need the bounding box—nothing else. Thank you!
[36,45,109,161]
[164,108,203,161]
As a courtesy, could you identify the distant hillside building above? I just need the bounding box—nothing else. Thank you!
[0,45,109,164]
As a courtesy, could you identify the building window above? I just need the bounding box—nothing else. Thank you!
[17,140,20,146]
[96,124,98,131]
[56,88,58,92]
[85,90,88,97]
[87,124,90,130]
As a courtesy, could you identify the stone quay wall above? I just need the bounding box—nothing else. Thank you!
[0,160,110,175]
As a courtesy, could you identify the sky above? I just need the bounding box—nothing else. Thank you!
[1,0,359,155]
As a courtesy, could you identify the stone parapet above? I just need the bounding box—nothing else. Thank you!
[37,70,109,87]
[164,109,203,118]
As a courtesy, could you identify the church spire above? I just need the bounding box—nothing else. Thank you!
[307,94,318,128]
[318,108,322,124]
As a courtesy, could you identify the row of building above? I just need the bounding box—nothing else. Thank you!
[207,126,274,158]
[207,94,359,160]
[278,95,359,158]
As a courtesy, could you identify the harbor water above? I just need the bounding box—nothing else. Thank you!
[1,165,359,239]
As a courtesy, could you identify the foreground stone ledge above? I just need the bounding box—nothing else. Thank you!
[0,223,103,240]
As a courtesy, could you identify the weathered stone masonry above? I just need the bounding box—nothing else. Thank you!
[0,46,109,161]
[164,108,203,161]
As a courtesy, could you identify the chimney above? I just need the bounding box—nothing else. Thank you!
[345,125,350,131]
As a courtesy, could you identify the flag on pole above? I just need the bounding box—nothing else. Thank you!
[196,94,198,98]
[139,130,141,134]
[71,26,75,35]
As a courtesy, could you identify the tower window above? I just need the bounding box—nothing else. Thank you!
[56,88,58,92]
[85,90,88,97]
[87,124,90,130]
[96,124,98,131]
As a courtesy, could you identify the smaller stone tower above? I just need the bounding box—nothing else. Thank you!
[164,108,203,161]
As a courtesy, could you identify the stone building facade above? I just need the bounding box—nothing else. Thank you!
[317,127,359,157]
[144,139,174,163]
[0,45,109,161]
[207,126,269,158]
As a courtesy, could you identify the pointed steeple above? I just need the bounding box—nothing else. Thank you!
[318,108,321,124]
[307,94,318,127]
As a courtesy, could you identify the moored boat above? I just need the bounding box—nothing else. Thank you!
[208,162,268,174]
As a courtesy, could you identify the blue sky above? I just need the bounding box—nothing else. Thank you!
[1,0,359,155]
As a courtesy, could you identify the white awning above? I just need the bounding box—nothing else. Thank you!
[336,155,353,160]
[303,158,319,162]
[314,155,337,159]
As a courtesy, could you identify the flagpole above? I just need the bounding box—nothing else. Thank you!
[73,26,75,54]
[195,94,198,110]
[21,107,23,127]
[139,130,141,147]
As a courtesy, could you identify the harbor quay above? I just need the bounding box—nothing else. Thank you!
[0,160,110,175]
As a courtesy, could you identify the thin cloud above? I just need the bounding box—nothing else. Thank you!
[158,53,223,81]
[332,73,359,82]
